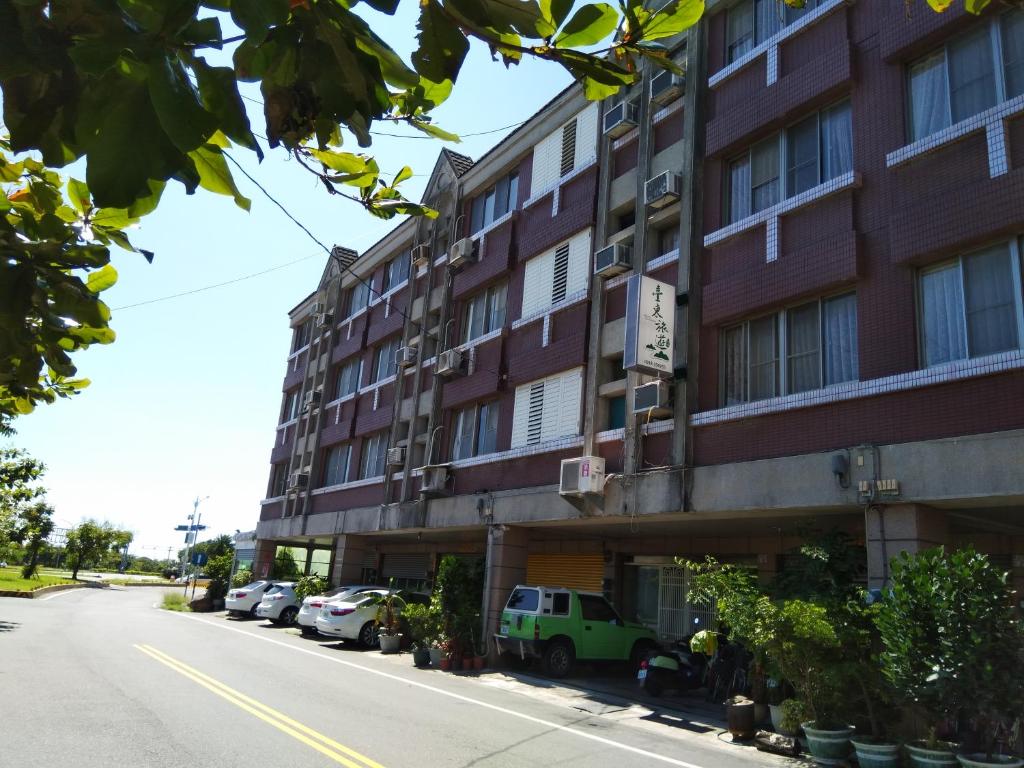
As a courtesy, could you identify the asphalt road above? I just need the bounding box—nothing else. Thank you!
[0,588,798,768]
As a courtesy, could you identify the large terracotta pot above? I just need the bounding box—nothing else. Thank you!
[801,722,854,766]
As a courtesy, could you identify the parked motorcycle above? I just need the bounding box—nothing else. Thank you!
[636,637,709,697]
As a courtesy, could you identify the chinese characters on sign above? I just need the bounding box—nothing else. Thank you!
[624,275,675,377]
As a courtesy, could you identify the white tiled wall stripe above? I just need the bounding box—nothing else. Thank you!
[595,419,675,444]
[311,475,385,495]
[454,327,502,354]
[603,251,680,292]
[358,373,396,396]
[523,158,599,212]
[707,0,848,89]
[450,435,585,469]
[885,94,1024,179]
[652,99,684,125]
[703,172,860,259]
[692,349,1024,427]
[513,289,588,330]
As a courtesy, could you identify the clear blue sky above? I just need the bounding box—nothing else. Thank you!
[6,6,573,559]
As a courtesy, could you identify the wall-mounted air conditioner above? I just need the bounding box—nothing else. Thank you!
[436,349,463,377]
[603,102,638,138]
[421,465,449,495]
[594,243,632,278]
[387,446,406,466]
[301,390,322,413]
[559,456,605,497]
[645,171,682,209]
[411,244,431,268]
[650,69,685,106]
[310,302,324,315]
[288,472,309,491]
[448,238,478,269]
[316,312,333,329]
[397,346,418,368]
[633,380,672,417]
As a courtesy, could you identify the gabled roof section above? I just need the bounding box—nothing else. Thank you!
[441,148,474,177]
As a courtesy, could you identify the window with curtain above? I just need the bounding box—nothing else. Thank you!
[908,11,1024,141]
[383,253,410,291]
[658,226,680,256]
[470,171,520,234]
[270,463,288,497]
[292,320,311,352]
[723,292,859,404]
[919,243,1023,367]
[725,0,820,63]
[452,402,499,460]
[729,101,851,223]
[372,337,399,382]
[359,432,388,479]
[322,444,351,487]
[462,282,508,344]
[334,358,362,399]
[281,390,299,422]
[347,281,371,316]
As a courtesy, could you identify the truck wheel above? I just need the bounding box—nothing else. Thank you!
[542,639,575,678]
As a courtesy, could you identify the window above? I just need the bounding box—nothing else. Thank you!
[723,293,858,405]
[658,226,680,257]
[291,320,311,352]
[462,283,507,344]
[728,101,852,223]
[726,0,821,63]
[346,281,371,317]
[371,337,399,383]
[510,368,583,448]
[281,390,299,422]
[521,230,591,317]
[919,243,1023,367]
[552,592,571,615]
[359,432,388,479]
[270,463,288,497]
[607,395,626,430]
[579,594,621,624]
[334,358,362,400]
[507,587,539,612]
[322,444,351,487]
[452,402,500,460]
[908,11,1024,141]
[383,254,410,292]
[470,171,519,234]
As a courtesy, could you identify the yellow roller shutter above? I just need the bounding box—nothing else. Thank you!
[526,554,603,592]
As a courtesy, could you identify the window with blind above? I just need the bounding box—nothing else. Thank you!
[359,432,388,479]
[726,0,822,62]
[371,337,399,383]
[723,293,859,405]
[321,444,351,487]
[470,171,519,234]
[908,11,1024,142]
[334,358,362,400]
[521,229,592,318]
[919,242,1024,367]
[510,368,584,448]
[462,283,508,344]
[530,103,599,195]
[346,281,371,317]
[451,402,500,460]
[728,101,852,224]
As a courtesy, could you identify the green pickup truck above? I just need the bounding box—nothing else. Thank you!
[493,585,658,677]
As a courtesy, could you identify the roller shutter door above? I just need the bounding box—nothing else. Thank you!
[381,553,428,581]
[526,553,603,592]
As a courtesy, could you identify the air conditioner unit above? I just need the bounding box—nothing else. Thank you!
[633,380,672,416]
[316,312,333,329]
[421,465,449,495]
[436,348,463,377]
[310,302,324,315]
[448,238,478,269]
[603,101,638,138]
[411,244,431,268]
[650,69,685,106]
[301,390,322,413]
[387,446,406,467]
[645,171,682,209]
[396,346,418,368]
[594,243,632,278]
[559,456,606,497]
[287,472,309,491]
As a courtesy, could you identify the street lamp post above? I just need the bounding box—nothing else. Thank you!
[179,496,209,598]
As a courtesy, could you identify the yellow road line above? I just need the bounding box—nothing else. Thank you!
[133,644,384,768]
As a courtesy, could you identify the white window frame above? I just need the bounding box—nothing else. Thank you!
[322,443,351,487]
[334,358,362,400]
[462,283,508,344]
[383,254,410,292]
[372,337,399,383]
[451,402,500,461]
[726,0,822,64]
[359,432,388,480]
[347,281,371,318]
[470,171,520,235]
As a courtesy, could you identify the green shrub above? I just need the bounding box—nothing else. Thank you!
[231,569,253,588]
[294,575,327,602]
[402,603,442,649]
[161,592,190,612]
[205,553,233,601]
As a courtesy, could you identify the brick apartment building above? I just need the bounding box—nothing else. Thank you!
[253,1,1024,646]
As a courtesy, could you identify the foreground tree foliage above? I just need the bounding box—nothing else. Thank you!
[0,0,996,421]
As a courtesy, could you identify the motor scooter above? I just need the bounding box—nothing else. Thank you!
[636,637,708,697]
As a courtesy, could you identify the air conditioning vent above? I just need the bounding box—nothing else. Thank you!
[397,346,418,368]
[645,171,682,209]
[387,446,406,466]
[288,472,309,491]
[448,238,478,269]
[411,244,431,268]
[603,102,638,138]
[421,465,449,496]
[633,380,672,416]
[436,348,464,378]
[650,69,685,106]
[559,456,605,497]
[594,244,632,278]
[316,312,333,329]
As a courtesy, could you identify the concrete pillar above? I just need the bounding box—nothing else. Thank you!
[484,526,529,662]
[866,504,948,589]
[330,535,371,586]
[253,539,277,579]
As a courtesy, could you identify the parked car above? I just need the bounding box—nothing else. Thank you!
[314,589,429,646]
[494,585,658,678]
[225,580,274,616]
[255,582,300,625]
[296,584,378,634]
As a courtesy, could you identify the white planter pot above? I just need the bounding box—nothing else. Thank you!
[955,756,1024,768]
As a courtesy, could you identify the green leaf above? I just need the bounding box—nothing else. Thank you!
[231,0,289,40]
[554,3,618,47]
[181,17,223,47]
[308,149,374,175]
[409,119,461,142]
[192,59,264,159]
[640,0,703,41]
[485,0,547,36]
[187,145,251,210]
[963,0,990,11]
[147,54,218,153]
[67,179,91,214]
[413,0,471,84]
[540,0,574,33]
[392,166,413,185]
[86,264,118,294]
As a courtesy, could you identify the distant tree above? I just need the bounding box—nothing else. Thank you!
[65,520,130,579]
[0,447,45,541]
[12,501,54,578]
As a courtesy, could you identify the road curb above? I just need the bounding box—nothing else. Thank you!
[0,582,102,599]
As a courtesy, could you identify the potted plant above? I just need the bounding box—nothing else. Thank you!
[778,699,809,738]
[403,602,439,668]
[366,585,405,654]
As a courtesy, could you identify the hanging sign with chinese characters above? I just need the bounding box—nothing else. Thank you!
[624,275,674,377]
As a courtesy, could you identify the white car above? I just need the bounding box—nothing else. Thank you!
[225,580,274,616]
[255,582,300,625]
[296,584,378,634]
[314,590,400,647]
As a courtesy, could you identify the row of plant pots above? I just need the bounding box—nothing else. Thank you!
[410,644,486,671]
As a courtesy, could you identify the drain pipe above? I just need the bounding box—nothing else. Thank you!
[480,519,497,657]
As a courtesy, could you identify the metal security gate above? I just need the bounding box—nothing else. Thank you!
[381,552,428,591]
[526,554,603,592]
[657,566,718,641]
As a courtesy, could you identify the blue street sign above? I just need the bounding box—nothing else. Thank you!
[191,553,208,566]
[175,524,208,531]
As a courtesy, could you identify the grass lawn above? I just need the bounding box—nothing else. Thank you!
[0,566,76,593]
